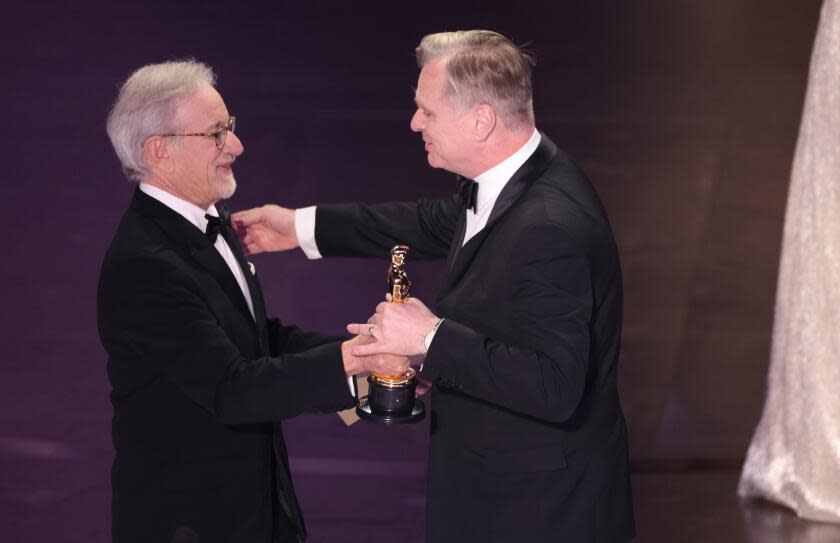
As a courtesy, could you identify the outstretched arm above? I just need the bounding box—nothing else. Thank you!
[234,196,463,261]
[99,254,407,425]
[232,204,299,255]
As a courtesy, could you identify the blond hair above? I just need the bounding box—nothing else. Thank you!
[416,30,535,129]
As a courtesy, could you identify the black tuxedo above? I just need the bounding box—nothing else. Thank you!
[97,189,355,543]
[315,135,634,542]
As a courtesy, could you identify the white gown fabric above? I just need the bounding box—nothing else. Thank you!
[738,0,840,523]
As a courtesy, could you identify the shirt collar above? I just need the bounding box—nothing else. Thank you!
[139,183,220,232]
[473,128,541,213]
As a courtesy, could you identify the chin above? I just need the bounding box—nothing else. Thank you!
[216,175,237,201]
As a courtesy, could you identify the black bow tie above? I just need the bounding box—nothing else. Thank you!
[457,177,479,213]
[205,207,232,243]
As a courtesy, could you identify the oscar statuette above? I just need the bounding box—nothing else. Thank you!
[355,245,426,424]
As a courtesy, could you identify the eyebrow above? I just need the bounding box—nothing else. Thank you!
[203,119,227,132]
[412,86,423,107]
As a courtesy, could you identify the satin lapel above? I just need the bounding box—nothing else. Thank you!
[446,212,468,270]
[189,245,256,323]
[486,133,557,226]
[439,226,492,298]
[438,134,558,298]
[131,189,256,324]
[221,226,269,352]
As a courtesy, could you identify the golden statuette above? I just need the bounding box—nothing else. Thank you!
[387,245,411,303]
[356,244,425,424]
[375,245,414,383]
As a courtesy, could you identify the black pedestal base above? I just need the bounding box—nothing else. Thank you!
[356,396,426,424]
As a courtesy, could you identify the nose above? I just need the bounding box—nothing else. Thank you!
[410,108,423,132]
[226,131,244,156]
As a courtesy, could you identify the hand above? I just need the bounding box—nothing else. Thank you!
[341,335,410,376]
[232,204,298,255]
[347,296,440,357]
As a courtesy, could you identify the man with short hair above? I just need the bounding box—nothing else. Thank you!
[236,30,634,542]
[98,60,406,543]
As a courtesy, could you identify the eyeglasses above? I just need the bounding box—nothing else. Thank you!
[161,116,236,150]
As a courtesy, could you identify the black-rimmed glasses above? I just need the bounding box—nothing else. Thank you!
[161,116,236,149]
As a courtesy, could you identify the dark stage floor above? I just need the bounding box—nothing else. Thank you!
[285,422,840,542]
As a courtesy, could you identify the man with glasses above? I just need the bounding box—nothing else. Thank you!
[98,60,407,543]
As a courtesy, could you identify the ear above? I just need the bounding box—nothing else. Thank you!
[473,103,496,141]
[142,136,172,173]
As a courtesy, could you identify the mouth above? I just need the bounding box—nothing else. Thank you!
[216,158,235,174]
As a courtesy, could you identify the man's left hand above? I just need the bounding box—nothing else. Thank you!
[347,296,440,357]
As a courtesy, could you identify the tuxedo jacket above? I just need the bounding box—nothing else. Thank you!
[315,135,635,542]
[97,189,355,543]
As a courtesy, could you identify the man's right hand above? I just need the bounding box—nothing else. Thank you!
[341,335,410,377]
[232,204,298,255]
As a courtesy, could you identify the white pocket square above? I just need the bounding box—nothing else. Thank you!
[248,261,256,275]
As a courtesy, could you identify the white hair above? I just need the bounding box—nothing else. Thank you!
[106,60,216,182]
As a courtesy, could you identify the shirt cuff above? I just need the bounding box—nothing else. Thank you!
[420,318,444,372]
[295,206,322,259]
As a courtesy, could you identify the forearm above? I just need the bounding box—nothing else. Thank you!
[215,342,355,424]
[314,199,459,260]
[420,319,589,424]
[99,256,355,427]
[267,317,346,356]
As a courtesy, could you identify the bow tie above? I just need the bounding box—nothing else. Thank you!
[457,177,479,213]
[205,208,232,243]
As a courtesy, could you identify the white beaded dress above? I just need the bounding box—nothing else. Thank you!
[738,0,840,523]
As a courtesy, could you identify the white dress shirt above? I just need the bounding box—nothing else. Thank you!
[139,183,255,319]
[294,128,542,350]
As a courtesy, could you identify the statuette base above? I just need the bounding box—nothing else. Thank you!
[356,396,425,424]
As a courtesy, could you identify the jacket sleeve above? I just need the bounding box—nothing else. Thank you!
[98,254,355,425]
[315,196,462,260]
[419,222,593,424]
[266,317,347,357]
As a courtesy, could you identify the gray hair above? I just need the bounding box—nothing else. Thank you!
[416,30,535,129]
[106,60,216,182]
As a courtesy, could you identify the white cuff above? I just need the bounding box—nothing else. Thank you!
[423,318,444,352]
[295,206,322,260]
[420,318,445,373]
